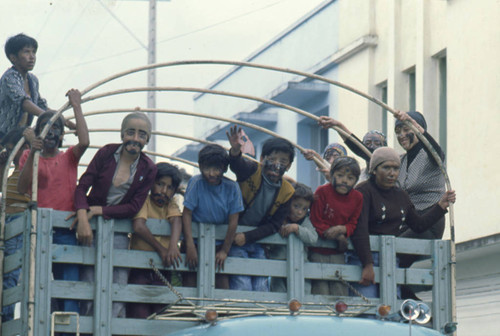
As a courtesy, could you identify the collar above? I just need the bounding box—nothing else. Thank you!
[114,144,140,171]
[261,172,282,188]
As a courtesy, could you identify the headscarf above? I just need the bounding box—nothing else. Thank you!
[395,111,427,131]
[322,143,347,160]
[369,147,401,173]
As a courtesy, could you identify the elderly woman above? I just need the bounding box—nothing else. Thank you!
[349,147,455,295]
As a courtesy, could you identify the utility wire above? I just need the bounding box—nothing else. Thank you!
[42,0,93,78]
[97,0,147,50]
[37,0,288,75]
[48,6,113,103]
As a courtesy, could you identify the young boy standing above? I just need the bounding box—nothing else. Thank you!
[17,89,89,314]
[268,183,318,293]
[182,144,244,289]
[128,162,183,319]
[0,34,47,141]
[226,126,295,292]
[310,156,363,296]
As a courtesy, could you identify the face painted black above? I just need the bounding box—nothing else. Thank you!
[123,140,144,155]
[263,159,287,179]
[151,192,168,207]
[43,123,62,149]
[331,176,354,194]
[407,132,415,145]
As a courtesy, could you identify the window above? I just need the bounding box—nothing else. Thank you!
[408,71,416,111]
[438,56,447,157]
[297,108,329,189]
[380,83,388,137]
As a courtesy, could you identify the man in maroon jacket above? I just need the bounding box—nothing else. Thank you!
[72,112,157,318]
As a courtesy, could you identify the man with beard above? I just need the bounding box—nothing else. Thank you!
[72,112,156,318]
[17,88,89,317]
[226,126,295,291]
[181,144,244,289]
[127,162,183,318]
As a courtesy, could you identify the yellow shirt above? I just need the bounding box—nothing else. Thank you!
[5,168,30,214]
[130,195,182,251]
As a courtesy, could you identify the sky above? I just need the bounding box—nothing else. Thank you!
[0,0,326,172]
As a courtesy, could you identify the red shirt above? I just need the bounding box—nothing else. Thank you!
[19,147,78,211]
[310,183,363,254]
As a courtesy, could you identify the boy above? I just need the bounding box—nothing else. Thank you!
[182,144,244,289]
[0,126,32,322]
[72,112,157,318]
[310,156,363,296]
[0,34,47,141]
[17,89,89,314]
[268,183,318,293]
[226,126,295,291]
[128,162,183,318]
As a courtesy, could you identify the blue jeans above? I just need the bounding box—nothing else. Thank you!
[228,243,269,292]
[346,251,379,298]
[2,214,24,322]
[52,228,79,313]
[346,251,401,299]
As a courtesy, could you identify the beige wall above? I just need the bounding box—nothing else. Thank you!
[335,0,500,243]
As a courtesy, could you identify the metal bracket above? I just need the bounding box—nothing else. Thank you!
[50,311,80,336]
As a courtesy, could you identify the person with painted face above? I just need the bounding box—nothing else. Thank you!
[226,126,295,292]
[17,89,89,317]
[317,116,387,183]
[394,111,447,299]
[268,183,318,293]
[72,112,156,318]
[181,144,244,289]
[127,162,183,319]
[310,156,363,296]
[302,142,347,181]
[394,111,446,240]
[349,147,455,298]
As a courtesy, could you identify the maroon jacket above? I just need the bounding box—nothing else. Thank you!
[74,143,157,219]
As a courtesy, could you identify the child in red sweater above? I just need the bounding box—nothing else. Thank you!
[310,156,363,296]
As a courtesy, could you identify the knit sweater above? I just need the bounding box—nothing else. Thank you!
[310,183,363,254]
[351,179,447,266]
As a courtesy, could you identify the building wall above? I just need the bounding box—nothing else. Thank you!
[334,0,500,243]
[189,1,499,334]
[192,0,499,242]
[193,0,339,138]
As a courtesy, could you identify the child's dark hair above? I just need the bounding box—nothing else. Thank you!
[34,111,64,148]
[156,162,182,191]
[261,137,295,163]
[1,126,27,147]
[291,182,314,203]
[329,156,361,180]
[198,144,229,172]
[5,33,38,59]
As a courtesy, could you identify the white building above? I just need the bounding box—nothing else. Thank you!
[175,1,499,333]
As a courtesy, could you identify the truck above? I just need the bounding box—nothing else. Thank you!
[1,208,456,335]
